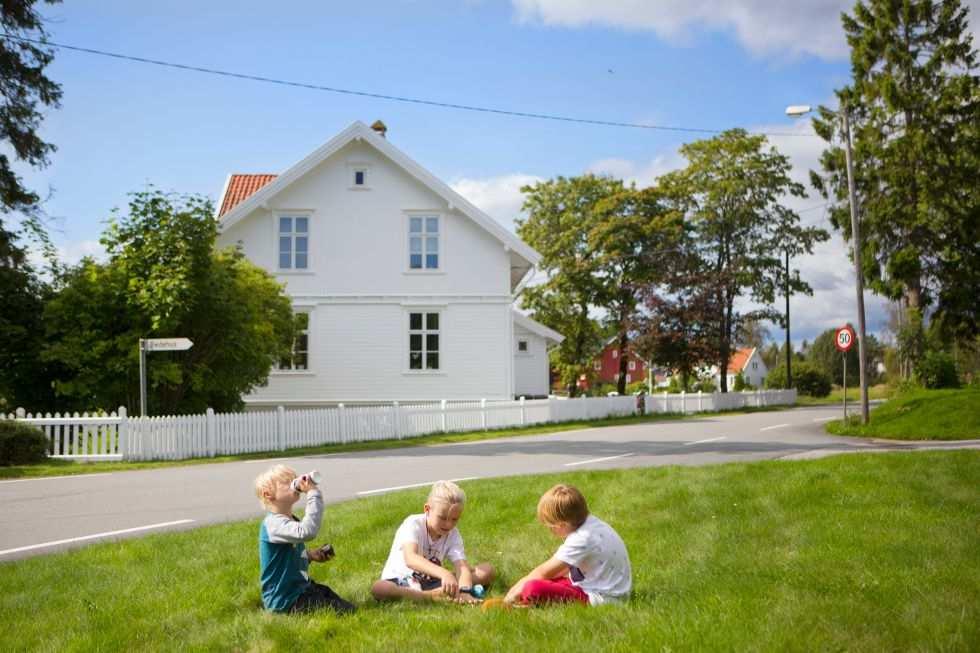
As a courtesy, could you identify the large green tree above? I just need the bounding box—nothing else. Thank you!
[591,186,683,394]
[811,0,980,354]
[659,129,829,392]
[517,176,614,396]
[807,324,884,386]
[42,190,295,415]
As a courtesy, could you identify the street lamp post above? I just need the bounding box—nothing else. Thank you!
[785,249,791,388]
[786,104,869,424]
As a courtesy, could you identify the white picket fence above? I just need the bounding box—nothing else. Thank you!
[7,390,795,462]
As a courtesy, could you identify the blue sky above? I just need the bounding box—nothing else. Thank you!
[13,1,980,346]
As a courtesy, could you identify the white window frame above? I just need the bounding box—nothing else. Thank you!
[612,350,618,359]
[628,360,636,371]
[404,308,445,374]
[594,361,602,371]
[405,211,444,274]
[347,161,371,190]
[275,212,313,273]
[273,308,314,374]
[626,374,632,383]
[517,339,529,355]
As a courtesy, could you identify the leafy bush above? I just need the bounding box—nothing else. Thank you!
[693,379,718,393]
[766,362,831,397]
[0,420,48,465]
[733,372,754,391]
[915,351,959,389]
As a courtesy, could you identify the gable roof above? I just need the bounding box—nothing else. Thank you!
[513,311,564,345]
[218,174,277,217]
[727,347,756,373]
[216,121,541,290]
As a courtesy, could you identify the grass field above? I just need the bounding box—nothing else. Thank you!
[827,387,980,440]
[795,383,894,406]
[1,451,978,652]
[0,405,785,480]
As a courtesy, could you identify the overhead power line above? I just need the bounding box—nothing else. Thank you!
[3,34,819,139]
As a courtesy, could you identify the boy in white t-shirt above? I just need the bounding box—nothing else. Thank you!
[504,484,632,606]
[370,480,494,603]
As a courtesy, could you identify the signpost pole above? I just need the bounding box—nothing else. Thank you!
[842,354,847,422]
[139,339,147,418]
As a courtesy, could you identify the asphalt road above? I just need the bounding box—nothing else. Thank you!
[2,404,976,561]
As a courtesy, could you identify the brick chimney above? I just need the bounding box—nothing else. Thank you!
[370,120,387,138]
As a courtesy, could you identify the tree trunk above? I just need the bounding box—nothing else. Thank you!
[616,329,629,395]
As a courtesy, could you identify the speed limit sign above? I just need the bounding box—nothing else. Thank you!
[835,325,856,352]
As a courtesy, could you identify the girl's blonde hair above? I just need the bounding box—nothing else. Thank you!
[254,464,297,509]
[537,484,589,528]
[427,480,466,506]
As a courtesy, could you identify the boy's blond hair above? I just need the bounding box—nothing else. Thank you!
[254,464,297,509]
[427,480,466,507]
[537,484,589,529]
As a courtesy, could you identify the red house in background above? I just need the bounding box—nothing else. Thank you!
[552,339,650,393]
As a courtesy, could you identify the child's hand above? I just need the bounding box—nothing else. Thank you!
[439,570,459,598]
[297,476,315,493]
[308,547,326,563]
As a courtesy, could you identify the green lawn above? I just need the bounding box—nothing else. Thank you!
[0,405,784,480]
[795,383,894,406]
[827,387,980,440]
[2,451,978,652]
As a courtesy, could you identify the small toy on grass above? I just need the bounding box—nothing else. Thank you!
[460,584,486,599]
[480,598,510,612]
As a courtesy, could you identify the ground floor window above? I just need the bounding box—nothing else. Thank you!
[409,311,440,370]
[277,311,309,370]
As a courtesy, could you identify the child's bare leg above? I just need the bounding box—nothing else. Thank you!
[370,580,440,603]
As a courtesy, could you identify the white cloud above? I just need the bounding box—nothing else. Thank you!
[586,153,685,187]
[25,239,106,272]
[450,173,543,233]
[511,0,980,61]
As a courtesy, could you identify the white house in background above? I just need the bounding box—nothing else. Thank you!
[710,347,768,389]
[215,120,562,407]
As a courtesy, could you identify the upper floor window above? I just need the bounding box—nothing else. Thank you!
[279,216,308,269]
[517,340,528,353]
[409,216,439,270]
[628,361,636,371]
[612,349,618,359]
[277,311,309,371]
[409,311,440,370]
[594,361,602,371]
[752,362,758,370]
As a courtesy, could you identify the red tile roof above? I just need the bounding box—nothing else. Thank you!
[727,347,755,373]
[218,174,278,217]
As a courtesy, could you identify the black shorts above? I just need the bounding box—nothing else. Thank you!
[290,581,356,615]
[385,576,442,592]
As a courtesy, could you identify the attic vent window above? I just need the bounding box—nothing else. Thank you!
[348,163,370,190]
[354,170,365,186]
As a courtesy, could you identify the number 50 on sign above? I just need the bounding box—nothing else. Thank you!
[835,325,856,353]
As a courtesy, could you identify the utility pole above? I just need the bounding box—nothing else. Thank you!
[785,249,791,388]
[842,109,869,424]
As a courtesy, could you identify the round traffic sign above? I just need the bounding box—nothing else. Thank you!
[835,325,856,352]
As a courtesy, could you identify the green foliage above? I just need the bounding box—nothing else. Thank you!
[915,350,960,389]
[41,190,295,414]
[0,420,47,465]
[767,361,832,397]
[733,372,753,391]
[827,388,979,439]
[807,325,883,386]
[658,129,829,392]
[812,0,980,340]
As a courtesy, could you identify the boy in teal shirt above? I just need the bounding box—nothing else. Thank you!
[255,465,354,614]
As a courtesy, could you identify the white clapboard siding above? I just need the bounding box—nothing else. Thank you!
[9,391,796,461]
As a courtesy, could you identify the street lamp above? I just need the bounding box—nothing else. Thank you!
[785,103,869,424]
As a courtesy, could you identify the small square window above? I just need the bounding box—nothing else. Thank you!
[628,361,636,371]
[354,170,365,185]
[518,340,528,352]
[612,350,618,359]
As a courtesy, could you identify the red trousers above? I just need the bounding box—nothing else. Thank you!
[521,576,589,605]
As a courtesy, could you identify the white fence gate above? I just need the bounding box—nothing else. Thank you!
[7,390,795,462]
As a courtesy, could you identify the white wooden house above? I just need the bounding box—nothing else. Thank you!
[215,120,562,407]
[710,347,768,389]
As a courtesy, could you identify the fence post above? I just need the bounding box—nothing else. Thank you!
[117,406,128,460]
[338,404,346,443]
[481,398,487,431]
[205,407,215,457]
[681,391,686,414]
[663,391,668,413]
[393,401,402,439]
[698,391,703,413]
[520,396,526,426]
[15,407,25,419]
[440,399,447,433]
[276,405,286,451]
[548,396,557,422]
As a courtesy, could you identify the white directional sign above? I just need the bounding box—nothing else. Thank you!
[144,338,193,352]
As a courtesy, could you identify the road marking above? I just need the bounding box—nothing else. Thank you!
[0,519,196,557]
[357,477,480,496]
[0,473,113,485]
[564,453,634,467]
[243,453,340,464]
[684,437,726,446]
[812,417,836,423]
[760,423,791,431]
